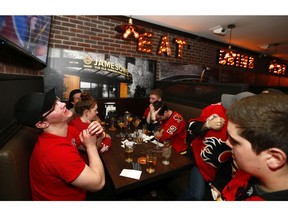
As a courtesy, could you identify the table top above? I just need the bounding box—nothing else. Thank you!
[100,128,193,194]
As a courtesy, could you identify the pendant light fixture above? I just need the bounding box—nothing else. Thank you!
[219,24,237,66]
[223,24,236,65]
[115,16,145,39]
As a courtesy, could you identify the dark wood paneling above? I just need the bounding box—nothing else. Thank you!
[0,74,44,147]
[96,98,149,120]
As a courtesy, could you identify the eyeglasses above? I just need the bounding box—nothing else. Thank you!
[39,97,60,122]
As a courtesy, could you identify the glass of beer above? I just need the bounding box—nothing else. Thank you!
[146,153,157,174]
[124,142,134,163]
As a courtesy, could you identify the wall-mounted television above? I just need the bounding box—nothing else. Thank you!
[0,16,52,66]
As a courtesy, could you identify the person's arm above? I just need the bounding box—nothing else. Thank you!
[71,121,105,192]
[188,121,206,136]
[146,104,155,124]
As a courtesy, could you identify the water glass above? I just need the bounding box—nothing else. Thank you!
[162,139,172,165]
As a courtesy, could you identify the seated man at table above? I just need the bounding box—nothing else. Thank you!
[14,87,105,200]
[151,101,187,154]
[142,88,163,131]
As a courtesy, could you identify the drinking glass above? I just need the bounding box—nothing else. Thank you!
[109,116,116,131]
[124,142,134,163]
[146,153,157,174]
[133,116,141,131]
[153,126,163,150]
[117,116,126,138]
[162,139,172,165]
[127,116,133,130]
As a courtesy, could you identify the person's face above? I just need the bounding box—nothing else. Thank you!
[72,93,81,106]
[156,110,167,122]
[42,99,73,123]
[226,121,265,176]
[149,94,161,104]
[86,103,98,121]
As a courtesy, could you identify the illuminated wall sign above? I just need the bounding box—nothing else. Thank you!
[174,38,186,58]
[83,57,129,77]
[157,35,172,56]
[137,32,153,54]
[269,60,286,75]
[218,49,255,69]
[137,32,186,58]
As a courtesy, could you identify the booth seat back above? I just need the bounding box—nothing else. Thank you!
[165,101,202,122]
[0,126,37,200]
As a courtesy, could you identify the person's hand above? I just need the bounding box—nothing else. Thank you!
[206,116,225,130]
[150,105,160,122]
[79,128,97,149]
[87,120,104,137]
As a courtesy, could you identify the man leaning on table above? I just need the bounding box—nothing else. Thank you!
[14,87,105,200]
[150,100,187,154]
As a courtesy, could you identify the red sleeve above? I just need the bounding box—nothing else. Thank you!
[143,106,150,118]
[99,136,112,153]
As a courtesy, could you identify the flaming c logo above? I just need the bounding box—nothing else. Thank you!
[200,137,232,168]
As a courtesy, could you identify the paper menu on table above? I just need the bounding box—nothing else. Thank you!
[120,169,142,180]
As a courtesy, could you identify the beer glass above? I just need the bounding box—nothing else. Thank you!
[146,153,157,174]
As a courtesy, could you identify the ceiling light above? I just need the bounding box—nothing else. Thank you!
[259,44,270,50]
[210,25,228,36]
[115,16,145,39]
[219,24,237,66]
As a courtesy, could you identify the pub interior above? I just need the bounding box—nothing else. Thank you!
[1,15,288,202]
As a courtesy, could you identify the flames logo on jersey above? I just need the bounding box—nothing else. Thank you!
[173,114,183,123]
[200,137,231,168]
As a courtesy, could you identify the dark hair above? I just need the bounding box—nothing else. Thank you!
[66,89,82,109]
[227,93,288,156]
[152,101,168,116]
[74,92,97,116]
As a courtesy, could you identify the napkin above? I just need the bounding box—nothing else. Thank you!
[142,134,154,143]
[120,169,142,180]
[121,139,136,148]
[151,140,164,147]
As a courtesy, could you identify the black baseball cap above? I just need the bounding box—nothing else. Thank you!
[14,88,57,127]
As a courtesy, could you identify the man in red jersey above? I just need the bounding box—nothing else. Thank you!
[151,100,187,154]
[14,87,105,200]
[222,93,288,200]
[178,91,254,200]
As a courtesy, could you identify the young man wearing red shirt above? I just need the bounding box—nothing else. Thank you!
[222,93,288,200]
[14,88,105,200]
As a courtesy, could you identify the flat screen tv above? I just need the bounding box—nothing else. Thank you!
[0,16,52,66]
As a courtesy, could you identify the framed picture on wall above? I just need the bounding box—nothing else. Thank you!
[44,48,156,100]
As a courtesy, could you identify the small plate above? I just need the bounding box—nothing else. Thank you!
[137,157,146,164]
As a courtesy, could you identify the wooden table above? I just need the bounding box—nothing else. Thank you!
[100,129,193,195]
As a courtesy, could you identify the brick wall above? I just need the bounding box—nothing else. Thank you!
[1,15,288,86]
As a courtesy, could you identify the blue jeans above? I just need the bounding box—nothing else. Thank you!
[177,166,206,200]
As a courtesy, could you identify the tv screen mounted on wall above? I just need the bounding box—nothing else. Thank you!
[0,15,52,66]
